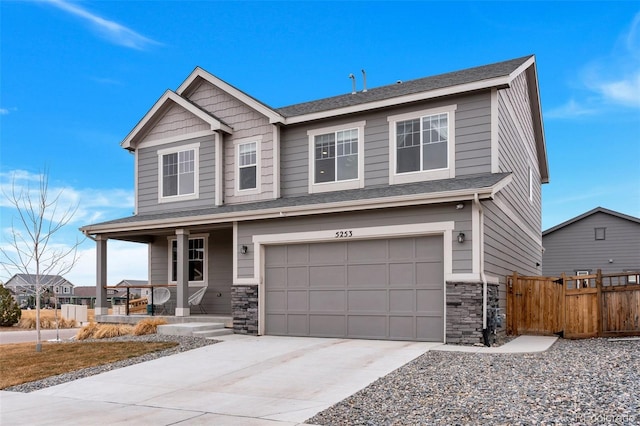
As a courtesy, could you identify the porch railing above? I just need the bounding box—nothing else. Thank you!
[104,284,175,316]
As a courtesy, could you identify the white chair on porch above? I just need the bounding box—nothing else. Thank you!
[147,287,171,315]
[188,286,208,314]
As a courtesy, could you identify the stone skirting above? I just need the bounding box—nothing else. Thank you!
[231,285,259,334]
[446,281,499,345]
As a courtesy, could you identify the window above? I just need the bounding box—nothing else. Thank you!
[170,237,206,283]
[388,105,456,184]
[238,142,257,190]
[63,287,70,294]
[158,143,199,202]
[594,227,606,240]
[308,121,365,193]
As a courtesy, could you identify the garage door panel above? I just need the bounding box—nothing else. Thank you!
[309,265,346,287]
[389,289,415,312]
[310,315,345,336]
[287,267,309,287]
[347,239,387,261]
[389,263,415,286]
[416,289,444,313]
[309,242,345,263]
[287,291,309,311]
[348,315,387,338]
[310,290,345,311]
[390,316,415,339]
[265,245,286,263]
[348,264,387,287]
[266,235,444,342]
[348,290,387,312]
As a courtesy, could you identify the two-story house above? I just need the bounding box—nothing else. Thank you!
[81,55,548,345]
[4,274,75,307]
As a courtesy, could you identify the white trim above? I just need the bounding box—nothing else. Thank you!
[446,273,481,282]
[134,149,139,215]
[471,201,481,275]
[215,132,223,206]
[121,90,232,150]
[490,88,499,173]
[285,76,511,125]
[492,196,542,245]
[272,125,280,199]
[136,130,214,150]
[166,233,209,287]
[157,143,200,203]
[253,222,454,336]
[234,136,262,196]
[232,222,238,283]
[176,67,285,124]
[307,121,366,194]
[388,105,457,185]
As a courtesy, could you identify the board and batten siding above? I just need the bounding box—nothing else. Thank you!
[149,228,233,314]
[236,204,472,279]
[542,213,640,277]
[137,135,216,214]
[186,80,275,204]
[280,92,492,197]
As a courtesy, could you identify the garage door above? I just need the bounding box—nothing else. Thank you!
[265,236,444,341]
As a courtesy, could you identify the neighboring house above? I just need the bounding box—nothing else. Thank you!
[542,207,640,279]
[81,55,548,345]
[3,274,75,307]
[115,279,148,298]
[70,286,97,307]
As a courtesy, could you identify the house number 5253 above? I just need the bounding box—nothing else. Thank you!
[335,230,353,238]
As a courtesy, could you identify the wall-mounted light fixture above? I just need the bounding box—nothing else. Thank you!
[456,202,464,210]
[240,245,248,255]
[457,232,465,244]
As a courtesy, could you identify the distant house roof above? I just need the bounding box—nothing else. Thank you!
[82,172,511,234]
[115,279,149,287]
[5,274,74,288]
[543,207,640,236]
[73,286,96,298]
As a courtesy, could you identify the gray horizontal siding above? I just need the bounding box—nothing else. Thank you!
[542,213,640,276]
[237,204,472,279]
[137,135,216,214]
[280,92,492,197]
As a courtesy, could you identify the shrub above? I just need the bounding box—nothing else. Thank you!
[76,322,99,340]
[133,318,167,335]
[93,324,133,339]
[0,285,22,327]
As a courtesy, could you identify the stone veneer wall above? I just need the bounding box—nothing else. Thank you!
[231,285,258,334]
[446,281,499,345]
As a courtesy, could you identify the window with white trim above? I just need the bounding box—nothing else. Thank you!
[158,143,199,202]
[388,105,456,184]
[308,121,365,193]
[169,237,206,284]
[238,142,257,190]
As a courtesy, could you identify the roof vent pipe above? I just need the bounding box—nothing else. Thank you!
[348,73,356,94]
[361,69,367,92]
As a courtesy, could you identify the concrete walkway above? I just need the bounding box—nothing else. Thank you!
[0,335,558,425]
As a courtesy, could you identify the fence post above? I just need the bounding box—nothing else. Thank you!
[596,269,603,336]
[560,273,566,336]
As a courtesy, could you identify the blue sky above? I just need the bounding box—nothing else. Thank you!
[1,1,639,286]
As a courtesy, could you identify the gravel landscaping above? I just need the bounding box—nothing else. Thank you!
[307,338,639,425]
[4,334,217,393]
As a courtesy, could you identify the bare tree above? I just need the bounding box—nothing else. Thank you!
[0,170,83,351]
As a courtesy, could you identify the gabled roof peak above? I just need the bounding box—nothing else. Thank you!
[543,207,640,236]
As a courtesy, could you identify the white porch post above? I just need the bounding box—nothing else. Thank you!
[175,229,190,316]
[95,235,109,315]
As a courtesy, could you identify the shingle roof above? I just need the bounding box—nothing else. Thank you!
[543,207,640,236]
[275,56,533,117]
[84,172,510,230]
[7,274,73,287]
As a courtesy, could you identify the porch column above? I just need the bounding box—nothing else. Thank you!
[175,229,190,316]
[95,235,109,315]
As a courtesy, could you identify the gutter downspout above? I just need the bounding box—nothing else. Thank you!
[473,193,490,346]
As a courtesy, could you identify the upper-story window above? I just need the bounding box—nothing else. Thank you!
[157,143,200,203]
[234,137,261,195]
[388,105,456,185]
[307,121,366,194]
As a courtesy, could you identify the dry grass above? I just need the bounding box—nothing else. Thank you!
[76,323,136,340]
[0,340,178,389]
[2,309,102,331]
[133,318,168,335]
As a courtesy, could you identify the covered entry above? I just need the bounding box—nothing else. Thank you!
[264,236,444,341]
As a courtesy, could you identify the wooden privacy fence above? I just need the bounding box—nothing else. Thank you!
[507,270,640,339]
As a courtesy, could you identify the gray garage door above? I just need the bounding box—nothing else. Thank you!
[265,236,444,341]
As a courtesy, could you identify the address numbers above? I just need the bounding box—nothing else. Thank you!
[335,230,353,238]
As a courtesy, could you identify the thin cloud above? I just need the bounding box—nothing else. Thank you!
[44,0,161,50]
[0,107,17,115]
[545,99,597,119]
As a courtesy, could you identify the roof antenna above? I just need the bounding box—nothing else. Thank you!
[349,73,356,94]
[361,69,367,92]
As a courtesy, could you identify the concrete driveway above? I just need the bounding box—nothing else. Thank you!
[1,335,438,425]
